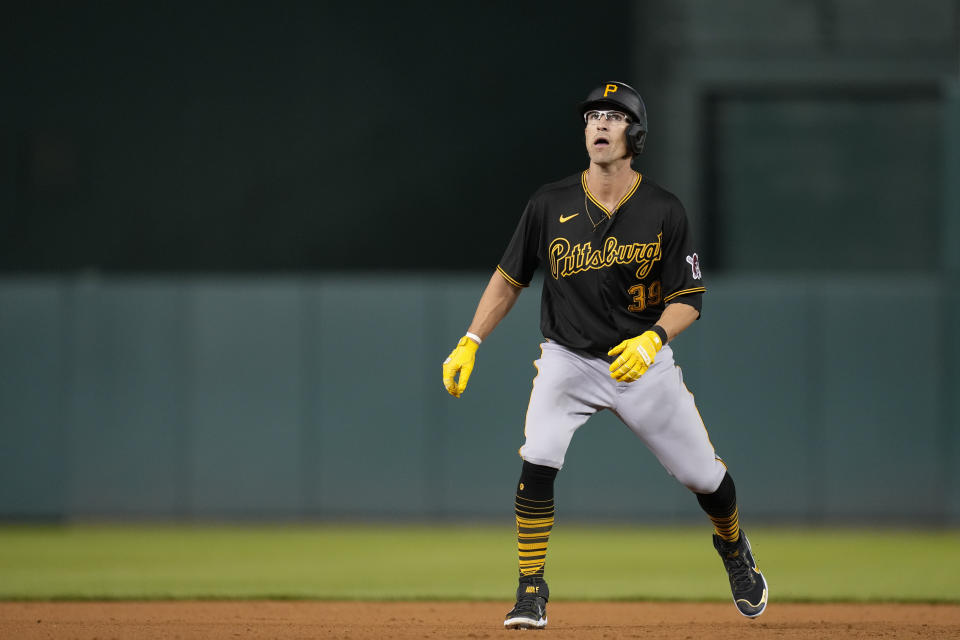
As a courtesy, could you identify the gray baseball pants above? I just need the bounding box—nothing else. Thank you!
[519,340,727,494]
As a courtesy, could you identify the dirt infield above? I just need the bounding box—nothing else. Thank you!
[2,601,958,639]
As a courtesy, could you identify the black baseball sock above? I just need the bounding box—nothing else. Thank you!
[695,471,740,543]
[514,461,558,581]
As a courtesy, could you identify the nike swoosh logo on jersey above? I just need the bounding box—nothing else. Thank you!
[559,213,579,223]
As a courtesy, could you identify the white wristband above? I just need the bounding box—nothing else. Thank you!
[465,331,482,345]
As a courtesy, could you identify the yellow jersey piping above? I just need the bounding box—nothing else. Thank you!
[496,265,528,288]
[664,286,706,302]
[581,170,642,217]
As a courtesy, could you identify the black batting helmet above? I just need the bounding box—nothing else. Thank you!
[579,81,648,154]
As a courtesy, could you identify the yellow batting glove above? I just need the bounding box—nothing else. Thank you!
[608,330,663,382]
[442,334,481,398]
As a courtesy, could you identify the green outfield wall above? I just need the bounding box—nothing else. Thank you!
[1,274,955,523]
[3,1,958,524]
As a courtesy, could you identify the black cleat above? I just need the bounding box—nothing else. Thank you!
[713,531,768,618]
[504,577,549,629]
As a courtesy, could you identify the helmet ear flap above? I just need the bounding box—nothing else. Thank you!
[626,122,646,154]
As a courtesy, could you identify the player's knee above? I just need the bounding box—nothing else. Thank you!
[519,444,566,471]
[676,470,723,495]
[669,456,726,494]
[682,478,717,494]
[519,460,559,484]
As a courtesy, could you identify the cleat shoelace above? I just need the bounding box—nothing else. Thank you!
[721,553,755,591]
[509,594,544,619]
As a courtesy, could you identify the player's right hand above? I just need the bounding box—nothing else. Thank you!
[442,335,480,398]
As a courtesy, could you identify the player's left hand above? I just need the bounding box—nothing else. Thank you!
[608,330,663,382]
[442,335,480,398]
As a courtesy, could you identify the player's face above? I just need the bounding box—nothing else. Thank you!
[584,110,631,165]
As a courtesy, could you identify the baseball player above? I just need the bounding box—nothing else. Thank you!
[442,81,768,629]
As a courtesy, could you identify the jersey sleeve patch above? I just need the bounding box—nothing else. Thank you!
[685,252,702,280]
[497,265,529,288]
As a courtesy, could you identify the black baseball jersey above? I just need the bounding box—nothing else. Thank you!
[497,171,705,357]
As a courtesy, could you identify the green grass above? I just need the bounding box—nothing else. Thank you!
[0,524,957,602]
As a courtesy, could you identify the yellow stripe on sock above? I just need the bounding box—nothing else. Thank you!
[516,507,553,578]
[709,507,740,542]
[515,507,554,518]
[516,516,554,526]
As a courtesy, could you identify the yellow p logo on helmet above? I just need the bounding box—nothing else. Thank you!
[603,83,618,97]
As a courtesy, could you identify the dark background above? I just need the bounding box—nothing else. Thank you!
[5,2,955,274]
[2,1,634,272]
